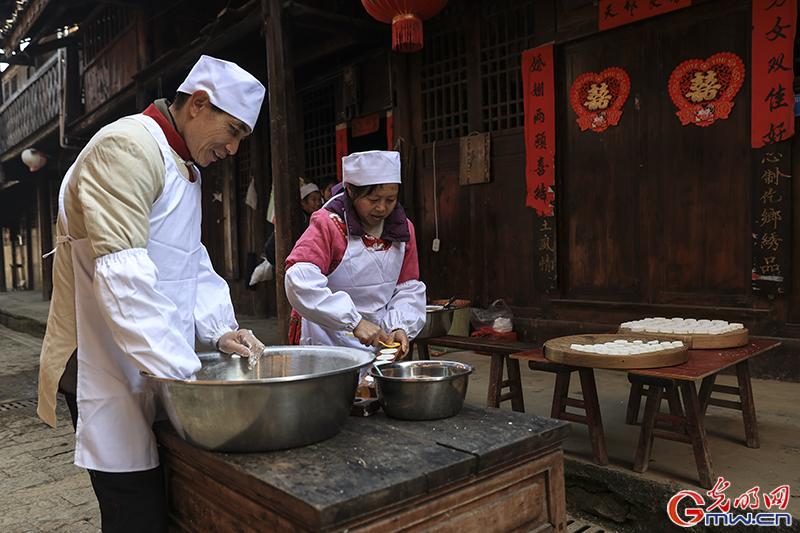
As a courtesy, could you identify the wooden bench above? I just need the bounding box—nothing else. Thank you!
[410,335,540,413]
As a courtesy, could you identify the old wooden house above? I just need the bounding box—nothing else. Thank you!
[0,0,798,380]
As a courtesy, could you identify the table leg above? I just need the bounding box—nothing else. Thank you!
[679,381,714,489]
[626,382,644,425]
[506,357,525,413]
[698,374,716,416]
[633,383,663,474]
[666,385,685,432]
[735,360,759,448]
[487,354,503,408]
[578,368,608,466]
[418,343,431,361]
[551,370,572,419]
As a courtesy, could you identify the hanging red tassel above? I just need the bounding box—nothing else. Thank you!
[392,13,424,53]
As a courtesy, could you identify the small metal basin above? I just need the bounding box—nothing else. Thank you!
[416,305,456,339]
[368,360,474,420]
[142,346,374,452]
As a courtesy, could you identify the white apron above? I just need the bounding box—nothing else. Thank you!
[301,217,405,351]
[61,114,202,472]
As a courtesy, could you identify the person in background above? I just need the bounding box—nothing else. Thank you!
[263,181,323,267]
[284,150,426,359]
[319,176,339,203]
[37,55,267,533]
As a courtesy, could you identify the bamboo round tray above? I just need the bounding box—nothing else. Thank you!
[544,334,689,370]
[617,326,748,349]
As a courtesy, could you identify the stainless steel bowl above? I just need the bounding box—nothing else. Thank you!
[142,346,374,452]
[416,305,456,338]
[368,360,474,420]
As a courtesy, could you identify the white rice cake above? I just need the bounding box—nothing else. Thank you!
[620,317,744,335]
[569,339,683,355]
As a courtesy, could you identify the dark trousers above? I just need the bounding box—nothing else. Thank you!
[61,390,169,533]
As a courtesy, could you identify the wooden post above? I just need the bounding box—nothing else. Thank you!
[37,175,53,300]
[263,0,302,344]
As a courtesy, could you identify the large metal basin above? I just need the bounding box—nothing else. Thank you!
[368,360,474,420]
[142,346,374,452]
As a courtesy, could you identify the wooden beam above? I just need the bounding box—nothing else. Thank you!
[264,0,302,344]
[283,1,385,35]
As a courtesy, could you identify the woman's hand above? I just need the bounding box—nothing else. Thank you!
[352,319,389,348]
[388,328,409,359]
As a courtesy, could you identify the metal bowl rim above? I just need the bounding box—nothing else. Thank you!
[368,360,474,382]
[141,348,375,385]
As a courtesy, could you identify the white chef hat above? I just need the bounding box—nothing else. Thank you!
[300,182,319,199]
[342,150,401,186]
[177,55,266,132]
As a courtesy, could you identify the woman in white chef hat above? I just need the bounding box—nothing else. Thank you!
[285,150,427,358]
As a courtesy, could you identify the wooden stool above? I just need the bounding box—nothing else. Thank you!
[628,373,714,489]
[528,360,608,466]
[412,336,534,412]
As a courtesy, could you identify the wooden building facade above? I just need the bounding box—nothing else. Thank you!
[1,0,799,380]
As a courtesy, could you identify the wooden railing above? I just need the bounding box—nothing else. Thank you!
[0,50,62,156]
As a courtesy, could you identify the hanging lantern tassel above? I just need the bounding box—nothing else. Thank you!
[392,13,423,53]
[362,0,449,53]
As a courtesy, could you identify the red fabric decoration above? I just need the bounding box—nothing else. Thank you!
[668,52,745,127]
[470,328,518,353]
[569,67,630,133]
[361,0,449,53]
[752,0,796,147]
[522,45,556,216]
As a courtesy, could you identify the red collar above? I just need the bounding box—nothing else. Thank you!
[142,104,192,162]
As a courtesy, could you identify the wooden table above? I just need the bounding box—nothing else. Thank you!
[155,403,571,533]
[512,340,780,489]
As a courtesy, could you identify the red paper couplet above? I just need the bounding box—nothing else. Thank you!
[668,52,745,127]
[751,0,796,148]
[569,67,630,132]
[335,123,348,181]
[386,112,394,150]
[522,45,556,217]
[599,0,691,31]
[352,113,380,137]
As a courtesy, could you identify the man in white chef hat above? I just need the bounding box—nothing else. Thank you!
[38,55,266,532]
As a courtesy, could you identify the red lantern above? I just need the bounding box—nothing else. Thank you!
[361,0,449,53]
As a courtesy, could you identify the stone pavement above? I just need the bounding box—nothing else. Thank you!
[1,290,799,532]
[0,325,99,533]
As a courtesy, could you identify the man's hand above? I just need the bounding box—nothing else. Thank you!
[217,329,266,369]
[352,319,389,349]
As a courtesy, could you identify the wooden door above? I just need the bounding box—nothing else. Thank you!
[558,1,751,308]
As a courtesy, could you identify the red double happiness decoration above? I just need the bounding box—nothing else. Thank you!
[569,67,630,133]
[668,52,745,127]
[751,0,796,148]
